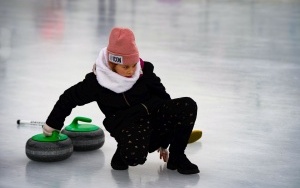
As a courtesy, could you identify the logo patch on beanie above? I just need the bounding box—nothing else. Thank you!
[109,54,123,64]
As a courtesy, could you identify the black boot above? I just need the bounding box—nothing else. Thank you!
[111,148,128,170]
[167,153,199,174]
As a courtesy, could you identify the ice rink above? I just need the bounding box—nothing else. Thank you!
[0,0,300,188]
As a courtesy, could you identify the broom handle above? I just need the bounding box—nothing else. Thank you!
[17,119,45,126]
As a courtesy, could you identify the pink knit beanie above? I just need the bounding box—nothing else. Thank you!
[107,27,139,65]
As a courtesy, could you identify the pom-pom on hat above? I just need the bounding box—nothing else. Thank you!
[107,27,139,65]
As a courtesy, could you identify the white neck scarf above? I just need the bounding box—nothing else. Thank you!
[93,47,141,93]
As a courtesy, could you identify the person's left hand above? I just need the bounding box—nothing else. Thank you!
[157,147,169,162]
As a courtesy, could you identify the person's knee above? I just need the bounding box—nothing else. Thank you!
[119,145,148,166]
[181,97,197,110]
[121,153,147,166]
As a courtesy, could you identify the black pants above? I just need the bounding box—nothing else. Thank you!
[117,97,197,166]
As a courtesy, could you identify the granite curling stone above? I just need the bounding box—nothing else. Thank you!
[188,130,202,144]
[61,116,105,151]
[26,131,73,162]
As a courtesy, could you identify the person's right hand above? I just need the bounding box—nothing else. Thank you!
[43,124,56,136]
[157,147,169,162]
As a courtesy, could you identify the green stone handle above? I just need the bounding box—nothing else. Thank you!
[31,130,68,142]
[70,116,92,129]
[51,130,60,139]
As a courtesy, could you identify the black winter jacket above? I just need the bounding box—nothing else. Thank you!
[46,61,171,137]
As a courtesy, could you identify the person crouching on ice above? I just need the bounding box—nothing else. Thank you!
[43,27,200,175]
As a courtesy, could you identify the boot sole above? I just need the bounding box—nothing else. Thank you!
[167,163,200,174]
[178,168,200,175]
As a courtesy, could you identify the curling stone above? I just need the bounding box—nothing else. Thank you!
[188,130,202,144]
[26,131,73,162]
[61,116,105,151]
